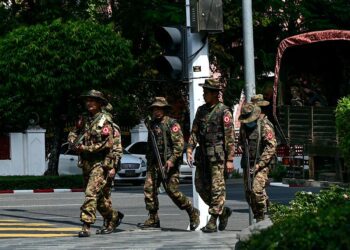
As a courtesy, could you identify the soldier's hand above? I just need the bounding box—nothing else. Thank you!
[73,144,83,153]
[108,168,116,178]
[226,161,234,173]
[165,160,174,171]
[187,151,193,167]
[255,164,260,173]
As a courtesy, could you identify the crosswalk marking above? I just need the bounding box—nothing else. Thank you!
[0,227,81,231]
[0,223,52,226]
[0,218,78,238]
[0,234,76,238]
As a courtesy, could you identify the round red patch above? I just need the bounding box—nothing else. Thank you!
[266,131,274,140]
[224,115,231,123]
[102,126,110,136]
[172,125,180,133]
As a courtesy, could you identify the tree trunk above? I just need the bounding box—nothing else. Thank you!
[44,119,64,176]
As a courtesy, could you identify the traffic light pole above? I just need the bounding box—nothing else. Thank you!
[242,0,256,101]
[186,0,211,230]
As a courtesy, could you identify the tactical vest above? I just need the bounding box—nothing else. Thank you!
[151,116,176,164]
[245,117,275,165]
[199,103,227,162]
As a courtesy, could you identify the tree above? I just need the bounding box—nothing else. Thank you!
[0,19,135,175]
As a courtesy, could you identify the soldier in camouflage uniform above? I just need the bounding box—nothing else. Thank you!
[238,103,277,222]
[138,97,200,230]
[187,79,235,233]
[68,90,123,237]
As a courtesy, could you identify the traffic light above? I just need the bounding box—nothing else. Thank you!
[154,26,187,81]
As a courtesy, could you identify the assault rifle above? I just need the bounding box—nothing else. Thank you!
[65,113,103,154]
[145,118,168,193]
[245,138,254,225]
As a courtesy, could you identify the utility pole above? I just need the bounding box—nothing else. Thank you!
[186,0,210,230]
[242,0,256,101]
[242,0,256,226]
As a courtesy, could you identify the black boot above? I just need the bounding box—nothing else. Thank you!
[187,207,200,231]
[101,211,124,234]
[201,215,218,233]
[78,222,91,237]
[137,212,160,229]
[218,207,232,231]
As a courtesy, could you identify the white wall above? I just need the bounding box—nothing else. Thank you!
[0,128,46,176]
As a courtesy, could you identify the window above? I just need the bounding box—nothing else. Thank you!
[127,142,147,155]
[0,135,10,160]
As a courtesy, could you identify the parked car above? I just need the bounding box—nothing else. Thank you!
[124,140,193,180]
[47,143,147,185]
[115,149,147,185]
[125,141,147,162]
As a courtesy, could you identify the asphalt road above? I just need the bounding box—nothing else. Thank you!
[0,179,321,249]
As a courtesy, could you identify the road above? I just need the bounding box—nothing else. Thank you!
[0,179,320,249]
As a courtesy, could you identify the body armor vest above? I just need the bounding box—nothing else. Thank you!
[152,116,175,164]
[198,103,227,162]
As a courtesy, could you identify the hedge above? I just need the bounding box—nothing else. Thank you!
[0,175,83,190]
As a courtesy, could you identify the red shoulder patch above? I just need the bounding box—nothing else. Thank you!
[224,115,231,123]
[102,126,110,136]
[266,131,274,140]
[172,124,180,133]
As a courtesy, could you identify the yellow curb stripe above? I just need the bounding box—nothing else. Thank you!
[0,223,53,226]
[0,227,81,231]
[0,234,75,238]
[0,220,20,222]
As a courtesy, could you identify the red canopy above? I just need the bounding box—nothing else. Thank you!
[272,29,350,114]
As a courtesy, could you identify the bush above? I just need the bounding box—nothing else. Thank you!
[269,162,287,181]
[0,175,83,190]
[336,96,350,168]
[239,186,350,250]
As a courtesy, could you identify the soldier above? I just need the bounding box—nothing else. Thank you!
[138,97,200,230]
[186,79,235,233]
[238,103,277,222]
[68,90,123,237]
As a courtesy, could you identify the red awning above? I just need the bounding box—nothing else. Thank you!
[273,29,350,114]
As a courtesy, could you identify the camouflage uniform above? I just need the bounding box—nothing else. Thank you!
[140,97,199,230]
[68,90,123,236]
[239,105,277,221]
[188,102,235,215]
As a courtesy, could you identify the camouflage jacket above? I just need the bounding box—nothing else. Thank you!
[146,116,184,166]
[239,115,277,168]
[188,102,235,162]
[68,111,122,170]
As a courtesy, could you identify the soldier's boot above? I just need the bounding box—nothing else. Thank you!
[218,207,232,231]
[96,219,108,234]
[78,222,91,237]
[137,212,160,229]
[100,211,124,234]
[201,214,218,233]
[254,212,265,223]
[187,207,200,231]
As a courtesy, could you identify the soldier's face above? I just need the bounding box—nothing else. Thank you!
[152,107,165,120]
[203,89,218,104]
[85,97,102,115]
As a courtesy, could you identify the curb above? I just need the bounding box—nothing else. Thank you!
[0,188,84,194]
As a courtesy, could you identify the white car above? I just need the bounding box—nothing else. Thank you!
[48,144,147,185]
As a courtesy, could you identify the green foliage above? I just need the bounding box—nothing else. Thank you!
[0,175,83,190]
[0,19,136,130]
[269,185,350,223]
[240,186,350,250]
[336,96,350,167]
[269,162,287,182]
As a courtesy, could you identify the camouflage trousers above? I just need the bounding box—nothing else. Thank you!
[81,163,118,224]
[243,167,269,216]
[144,164,192,212]
[195,162,226,215]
